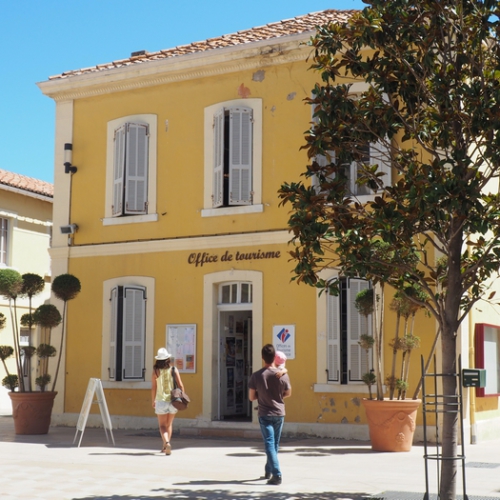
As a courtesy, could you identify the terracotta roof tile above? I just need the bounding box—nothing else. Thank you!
[48,9,356,80]
[0,169,54,198]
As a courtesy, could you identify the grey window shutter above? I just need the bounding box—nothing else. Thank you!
[327,290,340,382]
[369,139,391,191]
[124,123,149,215]
[312,150,336,194]
[122,286,146,380]
[0,218,8,265]
[350,144,371,196]
[112,125,126,216]
[348,278,372,381]
[229,107,252,205]
[213,109,224,207]
[109,287,118,380]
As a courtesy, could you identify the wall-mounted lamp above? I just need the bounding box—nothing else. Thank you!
[64,143,77,174]
[60,224,78,234]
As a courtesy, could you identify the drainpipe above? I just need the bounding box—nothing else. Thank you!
[469,308,477,445]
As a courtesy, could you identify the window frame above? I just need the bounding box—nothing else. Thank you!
[103,114,158,226]
[101,276,155,389]
[475,322,500,397]
[311,83,392,200]
[0,217,9,266]
[327,277,373,384]
[109,285,147,382]
[202,99,263,218]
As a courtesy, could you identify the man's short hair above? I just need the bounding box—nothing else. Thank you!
[262,344,275,364]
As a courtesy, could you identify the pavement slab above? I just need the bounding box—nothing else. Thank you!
[1,416,500,500]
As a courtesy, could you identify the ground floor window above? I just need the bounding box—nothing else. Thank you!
[109,285,146,381]
[327,277,372,383]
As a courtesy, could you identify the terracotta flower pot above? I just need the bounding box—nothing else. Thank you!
[362,398,421,452]
[8,391,57,435]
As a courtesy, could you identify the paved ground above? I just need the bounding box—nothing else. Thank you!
[1,415,500,500]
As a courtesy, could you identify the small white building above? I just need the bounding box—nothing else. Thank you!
[0,169,53,414]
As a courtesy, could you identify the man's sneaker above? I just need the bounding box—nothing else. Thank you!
[263,471,271,480]
[267,475,282,485]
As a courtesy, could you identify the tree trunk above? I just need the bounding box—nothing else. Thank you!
[439,321,458,500]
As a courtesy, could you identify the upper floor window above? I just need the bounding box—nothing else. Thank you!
[104,115,158,226]
[0,218,8,265]
[112,123,149,216]
[327,277,372,383]
[202,99,263,217]
[313,142,390,198]
[213,107,253,207]
[109,285,146,381]
[311,83,391,199]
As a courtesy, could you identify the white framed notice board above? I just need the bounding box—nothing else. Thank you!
[166,323,196,373]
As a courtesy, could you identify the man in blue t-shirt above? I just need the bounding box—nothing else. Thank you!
[248,343,292,485]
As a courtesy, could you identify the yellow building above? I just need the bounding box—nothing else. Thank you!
[0,169,53,413]
[37,9,499,441]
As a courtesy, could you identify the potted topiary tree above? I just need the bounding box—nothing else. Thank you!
[356,284,428,452]
[0,269,80,434]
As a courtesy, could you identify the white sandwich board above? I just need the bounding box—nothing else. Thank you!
[73,378,115,447]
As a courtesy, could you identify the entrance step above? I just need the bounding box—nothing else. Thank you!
[179,426,261,440]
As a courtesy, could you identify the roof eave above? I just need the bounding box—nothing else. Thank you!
[37,30,316,101]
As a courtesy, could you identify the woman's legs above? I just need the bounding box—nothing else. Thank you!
[157,413,176,454]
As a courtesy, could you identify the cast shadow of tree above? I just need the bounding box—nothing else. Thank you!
[73,490,371,500]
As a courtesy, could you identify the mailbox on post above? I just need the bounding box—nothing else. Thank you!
[462,368,486,388]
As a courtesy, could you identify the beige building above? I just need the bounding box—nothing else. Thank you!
[0,169,53,413]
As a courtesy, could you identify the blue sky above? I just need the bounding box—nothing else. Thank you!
[0,0,364,183]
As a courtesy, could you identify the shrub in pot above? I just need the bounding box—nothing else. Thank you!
[0,270,80,434]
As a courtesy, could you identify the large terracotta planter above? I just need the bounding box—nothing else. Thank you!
[8,391,57,435]
[362,398,421,452]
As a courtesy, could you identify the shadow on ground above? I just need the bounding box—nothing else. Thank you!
[73,491,370,500]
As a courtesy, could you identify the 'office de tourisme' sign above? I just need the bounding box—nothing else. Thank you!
[188,249,281,267]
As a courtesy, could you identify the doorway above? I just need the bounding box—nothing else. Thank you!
[217,282,253,421]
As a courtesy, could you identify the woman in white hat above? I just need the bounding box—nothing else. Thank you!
[151,347,184,455]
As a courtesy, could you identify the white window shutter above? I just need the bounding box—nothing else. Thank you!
[212,109,225,208]
[124,123,149,215]
[312,150,336,193]
[229,107,252,205]
[369,139,391,190]
[348,278,372,381]
[326,291,341,382]
[112,125,126,216]
[109,287,119,380]
[122,286,146,380]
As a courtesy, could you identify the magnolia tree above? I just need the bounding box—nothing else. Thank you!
[279,1,500,499]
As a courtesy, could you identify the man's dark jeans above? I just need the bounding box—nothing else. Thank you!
[258,415,284,478]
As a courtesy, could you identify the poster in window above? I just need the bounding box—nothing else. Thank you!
[166,324,196,373]
[227,388,234,408]
[236,338,243,356]
[227,367,234,388]
[225,337,235,366]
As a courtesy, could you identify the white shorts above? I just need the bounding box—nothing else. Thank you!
[155,400,178,415]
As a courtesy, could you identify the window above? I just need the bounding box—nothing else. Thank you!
[311,84,391,198]
[202,99,263,217]
[312,142,391,199]
[0,217,8,265]
[112,123,149,216]
[213,107,252,207]
[104,115,158,226]
[109,285,146,381]
[327,277,372,383]
[219,282,253,304]
[475,323,500,397]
